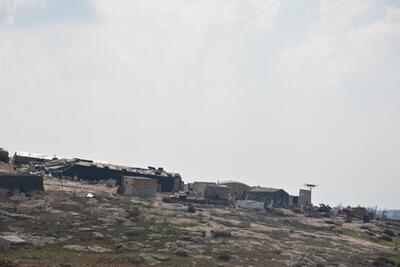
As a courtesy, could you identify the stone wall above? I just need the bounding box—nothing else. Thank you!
[118,176,157,198]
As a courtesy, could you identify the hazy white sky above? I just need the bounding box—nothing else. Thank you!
[1,0,399,208]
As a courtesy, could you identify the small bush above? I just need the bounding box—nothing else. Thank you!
[187,204,196,213]
[211,230,231,238]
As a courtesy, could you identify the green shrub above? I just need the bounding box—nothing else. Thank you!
[187,204,196,213]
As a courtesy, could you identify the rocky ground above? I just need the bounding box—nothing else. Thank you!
[0,177,399,267]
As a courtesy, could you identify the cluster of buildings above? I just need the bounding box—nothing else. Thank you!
[0,148,183,196]
[0,148,313,211]
[185,181,312,209]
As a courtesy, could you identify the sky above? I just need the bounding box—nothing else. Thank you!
[1,0,399,209]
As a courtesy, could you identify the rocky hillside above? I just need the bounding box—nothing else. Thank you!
[0,177,399,267]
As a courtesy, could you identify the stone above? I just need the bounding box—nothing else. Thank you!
[77,227,92,232]
[0,238,11,251]
[93,232,104,239]
[96,191,114,199]
[28,236,57,247]
[151,254,170,261]
[63,244,87,252]
[1,235,26,245]
[138,253,161,265]
[87,245,112,253]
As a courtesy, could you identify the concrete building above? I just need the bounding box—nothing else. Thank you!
[192,182,216,198]
[0,171,44,193]
[299,189,312,208]
[118,176,158,198]
[192,182,231,201]
[246,187,289,208]
[219,180,251,200]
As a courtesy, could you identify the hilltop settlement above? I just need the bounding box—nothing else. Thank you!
[0,147,399,267]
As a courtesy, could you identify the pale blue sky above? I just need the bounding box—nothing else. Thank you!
[1,0,400,209]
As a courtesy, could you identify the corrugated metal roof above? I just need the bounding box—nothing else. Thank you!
[219,180,250,187]
[249,187,281,193]
[39,158,181,178]
[14,151,55,160]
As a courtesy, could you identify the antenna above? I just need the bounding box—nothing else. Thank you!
[304,183,317,192]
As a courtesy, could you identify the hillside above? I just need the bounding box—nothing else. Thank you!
[0,177,399,267]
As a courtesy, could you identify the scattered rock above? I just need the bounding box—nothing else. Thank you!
[87,245,112,253]
[138,253,161,265]
[17,199,48,214]
[63,244,87,252]
[28,236,57,247]
[1,235,26,245]
[151,254,170,262]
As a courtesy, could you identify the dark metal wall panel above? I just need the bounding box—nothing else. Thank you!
[0,173,44,192]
